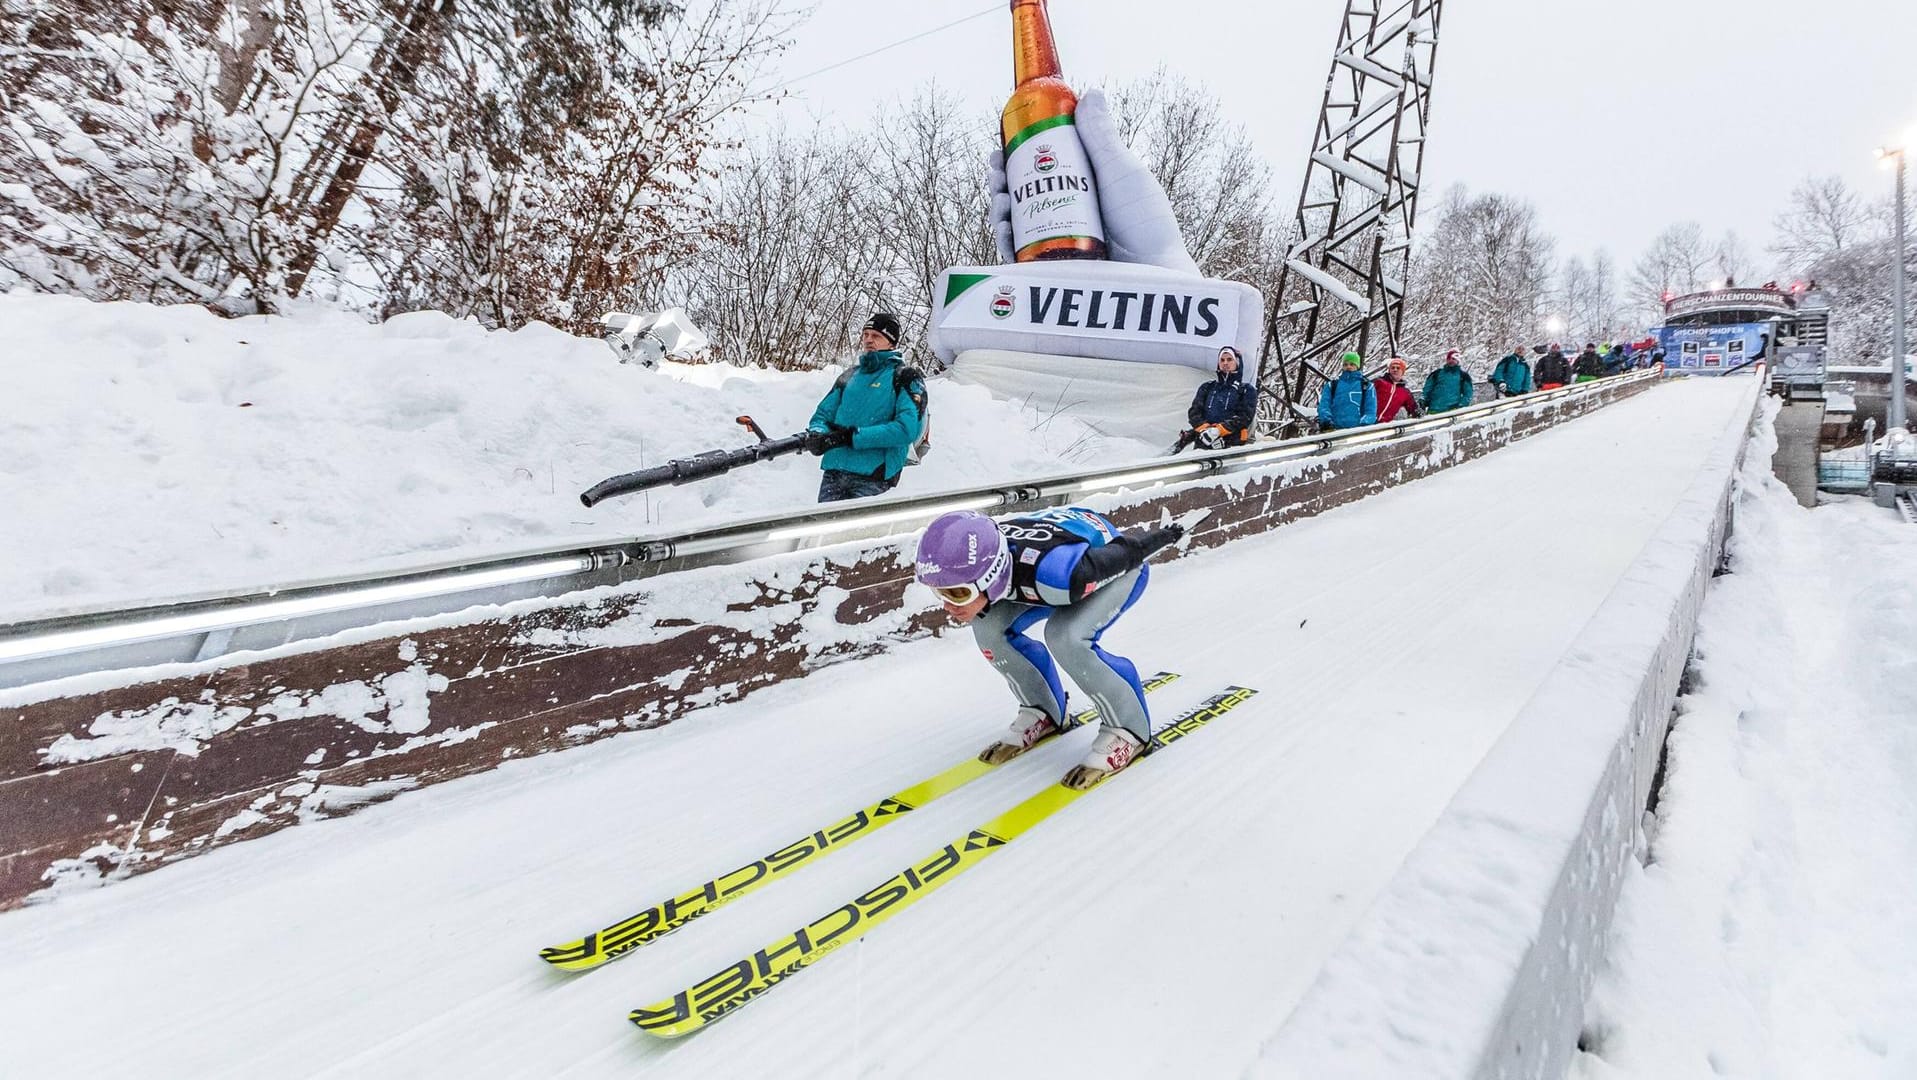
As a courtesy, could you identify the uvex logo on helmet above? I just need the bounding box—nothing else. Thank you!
[966,533,979,563]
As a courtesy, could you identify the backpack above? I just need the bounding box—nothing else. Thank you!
[835,363,931,465]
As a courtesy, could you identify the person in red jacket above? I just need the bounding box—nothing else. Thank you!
[1374,357,1422,423]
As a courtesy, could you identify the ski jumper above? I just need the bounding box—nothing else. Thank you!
[969,509,1154,743]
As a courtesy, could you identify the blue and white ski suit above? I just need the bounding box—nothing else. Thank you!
[970,509,1156,742]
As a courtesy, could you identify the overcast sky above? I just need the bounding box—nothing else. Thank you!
[748,0,1917,279]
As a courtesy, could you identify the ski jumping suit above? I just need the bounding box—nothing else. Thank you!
[970,508,1155,743]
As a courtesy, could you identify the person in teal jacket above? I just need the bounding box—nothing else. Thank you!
[1316,351,1378,430]
[1490,347,1534,396]
[806,313,925,502]
[1422,350,1475,413]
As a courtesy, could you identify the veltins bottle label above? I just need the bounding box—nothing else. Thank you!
[1005,116,1106,256]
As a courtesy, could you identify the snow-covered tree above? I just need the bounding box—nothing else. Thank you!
[1403,185,1556,364]
[1802,238,1914,362]
[357,0,791,330]
[1,0,389,310]
[2,0,790,326]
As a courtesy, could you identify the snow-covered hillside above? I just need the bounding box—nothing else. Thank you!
[0,293,1153,623]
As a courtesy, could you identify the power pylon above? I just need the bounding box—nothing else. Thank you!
[1258,0,1443,435]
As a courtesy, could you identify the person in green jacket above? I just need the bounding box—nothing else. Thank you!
[806,313,926,503]
[1422,349,1475,413]
[1490,346,1534,396]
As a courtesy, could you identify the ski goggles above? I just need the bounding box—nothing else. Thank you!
[931,582,983,606]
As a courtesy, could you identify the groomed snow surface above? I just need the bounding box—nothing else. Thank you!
[1573,406,1917,1079]
[0,293,1152,623]
[2,377,1850,1080]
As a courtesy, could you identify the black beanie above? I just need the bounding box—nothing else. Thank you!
[864,312,902,346]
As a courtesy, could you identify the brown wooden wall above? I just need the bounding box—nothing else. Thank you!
[0,379,1650,908]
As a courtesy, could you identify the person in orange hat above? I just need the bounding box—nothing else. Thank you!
[1374,357,1421,422]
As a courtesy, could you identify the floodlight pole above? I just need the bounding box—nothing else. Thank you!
[1891,150,1909,436]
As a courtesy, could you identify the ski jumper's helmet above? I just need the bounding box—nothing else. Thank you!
[914,511,1011,604]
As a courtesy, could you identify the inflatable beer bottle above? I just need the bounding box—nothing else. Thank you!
[1002,0,1107,261]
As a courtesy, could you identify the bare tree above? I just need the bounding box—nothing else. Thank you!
[670,124,894,370]
[1713,229,1758,285]
[1627,222,1714,320]
[1772,175,1876,273]
[1105,68,1280,282]
[861,87,999,359]
[1558,250,1628,344]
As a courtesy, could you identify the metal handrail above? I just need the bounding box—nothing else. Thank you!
[0,370,1657,687]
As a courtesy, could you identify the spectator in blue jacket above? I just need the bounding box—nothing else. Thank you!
[1490,346,1534,396]
[806,313,926,502]
[1317,351,1378,431]
[1422,350,1475,413]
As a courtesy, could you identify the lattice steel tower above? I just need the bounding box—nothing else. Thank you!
[1257,0,1443,435]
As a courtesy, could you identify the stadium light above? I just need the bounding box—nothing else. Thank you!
[1880,142,1910,436]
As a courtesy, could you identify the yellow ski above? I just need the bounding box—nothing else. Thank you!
[538,672,1181,971]
[629,686,1257,1038]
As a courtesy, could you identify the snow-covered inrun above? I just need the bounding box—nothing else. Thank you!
[0,293,1151,623]
[0,378,1803,1078]
[1573,408,1917,1079]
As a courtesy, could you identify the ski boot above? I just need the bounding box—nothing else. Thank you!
[978,706,1060,765]
[1062,726,1146,790]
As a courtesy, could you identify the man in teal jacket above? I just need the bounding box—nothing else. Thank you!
[806,313,925,503]
[1490,346,1534,396]
[1422,349,1475,413]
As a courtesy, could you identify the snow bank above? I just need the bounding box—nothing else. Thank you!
[0,292,1151,623]
[1571,419,1917,1078]
[1250,376,1763,1079]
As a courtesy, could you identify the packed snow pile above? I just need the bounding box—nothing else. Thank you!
[0,293,1154,623]
[1573,414,1917,1079]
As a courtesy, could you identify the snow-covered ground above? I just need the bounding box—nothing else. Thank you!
[0,379,1765,1078]
[1574,412,1917,1079]
[0,293,1152,623]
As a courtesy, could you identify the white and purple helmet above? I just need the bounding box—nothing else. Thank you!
[914,511,1011,604]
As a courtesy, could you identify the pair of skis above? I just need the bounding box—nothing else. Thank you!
[539,676,1258,1038]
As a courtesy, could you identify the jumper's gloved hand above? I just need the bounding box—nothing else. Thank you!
[987,89,1199,275]
[1126,522,1186,558]
[1195,425,1226,450]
